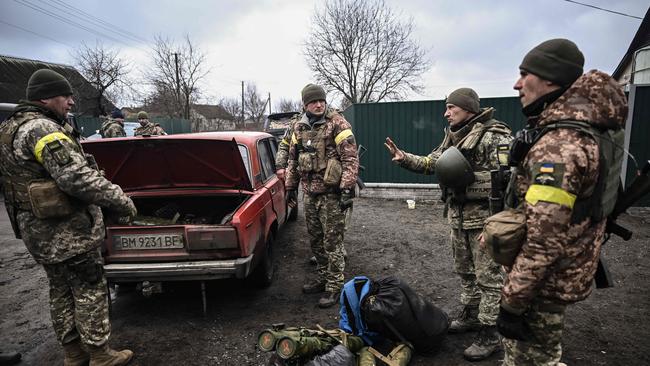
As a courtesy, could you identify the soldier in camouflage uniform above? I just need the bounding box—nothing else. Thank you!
[496,39,628,366]
[134,111,166,136]
[99,109,126,138]
[0,69,137,366]
[285,84,359,308]
[385,88,513,361]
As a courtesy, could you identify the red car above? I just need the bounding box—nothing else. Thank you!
[82,131,293,288]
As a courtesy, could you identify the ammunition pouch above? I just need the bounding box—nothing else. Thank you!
[323,159,342,187]
[483,208,527,266]
[28,180,75,219]
[298,151,318,173]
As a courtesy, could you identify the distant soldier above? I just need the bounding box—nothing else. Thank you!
[100,108,126,138]
[285,84,359,308]
[385,88,513,361]
[0,69,137,366]
[134,111,166,136]
[497,39,628,366]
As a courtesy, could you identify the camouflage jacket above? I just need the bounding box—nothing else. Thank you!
[501,70,628,313]
[0,103,135,264]
[285,108,359,194]
[275,115,301,169]
[134,121,166,136]
[399,108,513,229]
[100,118,126,138]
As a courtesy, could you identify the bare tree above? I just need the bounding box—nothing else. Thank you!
[304,0,429,105]
[275,98,303,113]
[146,34,209,118]
[219,97,243,128]
[243,82,268,126]
[72,41,131,116]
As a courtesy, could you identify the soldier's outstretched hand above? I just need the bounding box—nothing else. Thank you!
[384,137,405,162]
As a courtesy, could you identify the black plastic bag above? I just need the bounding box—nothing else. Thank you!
[362,276,448,354]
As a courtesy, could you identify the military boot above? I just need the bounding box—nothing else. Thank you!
[302,279,326,294]
[63,339,89,366]
[449,304,480,333]
[0,351,21,366]
[318,290,340,308]
[87,344,133,366]
[463,325,501,361]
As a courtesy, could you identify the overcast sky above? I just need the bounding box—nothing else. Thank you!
[1,0,647,108]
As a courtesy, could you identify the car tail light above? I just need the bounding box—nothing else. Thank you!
[185,227,239,250]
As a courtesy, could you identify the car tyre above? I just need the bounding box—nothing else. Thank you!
[250,233,274,288]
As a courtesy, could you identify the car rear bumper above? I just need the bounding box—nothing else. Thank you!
[104,255,254,282]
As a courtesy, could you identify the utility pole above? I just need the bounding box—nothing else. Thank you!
[173,52,181,117]
[241,81,245,126]
[268,92,271,115]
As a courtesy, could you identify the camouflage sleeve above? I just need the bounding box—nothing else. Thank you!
[275,127,292,168]
[156,126,167,135]
[284,130,300,190]
[17,119,134,215]
[398,148,442,175]
[501,129,599,313]
[474,131,514,171]
[333,116,359,190]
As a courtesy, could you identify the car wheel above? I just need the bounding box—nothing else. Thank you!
[287,203,298,222]
[250,234,274,288]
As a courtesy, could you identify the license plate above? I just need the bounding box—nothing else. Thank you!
[113,234,184,250]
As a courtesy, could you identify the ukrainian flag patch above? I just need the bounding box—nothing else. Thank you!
[539,163,555,173]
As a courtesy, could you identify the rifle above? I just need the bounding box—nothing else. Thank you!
[596,160,650,288]
[356,144,367,190]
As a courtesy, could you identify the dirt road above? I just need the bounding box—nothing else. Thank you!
[1,198,648,365]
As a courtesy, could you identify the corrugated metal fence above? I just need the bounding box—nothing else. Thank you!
[343,96,526,183]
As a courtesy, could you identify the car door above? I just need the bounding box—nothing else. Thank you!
[258,137,287,224]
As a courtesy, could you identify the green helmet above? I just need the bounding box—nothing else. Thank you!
[434,147,475,189]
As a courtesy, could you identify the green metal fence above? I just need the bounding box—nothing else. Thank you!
[76,117,191,137]
[343,96,526,183]
[625,84,650,206]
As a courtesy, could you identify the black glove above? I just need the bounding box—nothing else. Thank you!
[496,306,533,341]
[287,190,298,207]
[339,189,354,211]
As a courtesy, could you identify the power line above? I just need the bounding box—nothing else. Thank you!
[0,18,72,47]
[561,0,643,20]
[12,0,149,52]
[46,0,149,44]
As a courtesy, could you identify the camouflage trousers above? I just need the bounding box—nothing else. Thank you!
[42,247,110,346]
[451,227,504,325]
[304,193,346,292]
[503,298,566,366]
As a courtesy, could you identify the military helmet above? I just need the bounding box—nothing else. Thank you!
[434,147,475,189]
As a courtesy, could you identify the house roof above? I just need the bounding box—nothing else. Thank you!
[192,104,233,120]
[0,54,116,116]
[612,7,650,80]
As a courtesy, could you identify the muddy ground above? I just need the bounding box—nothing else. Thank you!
[1,198,648,366]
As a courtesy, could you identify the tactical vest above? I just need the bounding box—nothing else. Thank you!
[440,119,512,201]
[295,120,329,174]
[0,112,82,237]
[507,120,624,223]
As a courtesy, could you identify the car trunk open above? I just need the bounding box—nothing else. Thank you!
[82,137,254,263]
